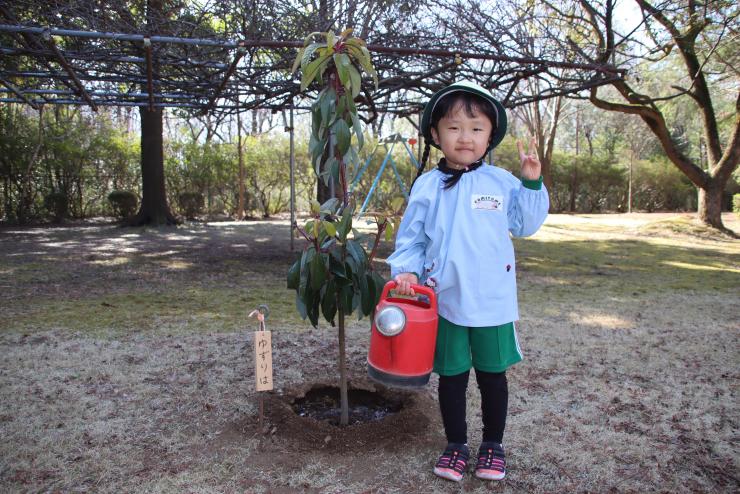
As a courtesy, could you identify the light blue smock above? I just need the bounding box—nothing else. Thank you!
[386,164,549,327]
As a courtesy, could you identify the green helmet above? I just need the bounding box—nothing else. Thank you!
[420,80,508,154]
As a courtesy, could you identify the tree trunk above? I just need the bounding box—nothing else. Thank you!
[697,181,724,229]
[569,164,578,212]
[128,107,178,226]
[237,108,245,220]
[338,305,349,426]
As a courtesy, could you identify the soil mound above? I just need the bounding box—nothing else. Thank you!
[264,378,437,453]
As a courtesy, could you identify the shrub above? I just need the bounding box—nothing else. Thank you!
[108,190,138,218]
[44,192,69,223]
[178,192,204,220]
[733,194,740,216]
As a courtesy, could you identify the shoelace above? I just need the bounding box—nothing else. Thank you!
[437,447,469,473]
[477,447,505,472]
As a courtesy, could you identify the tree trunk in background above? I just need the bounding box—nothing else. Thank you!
[128,107,177,225]
[127,0,177,226]
[698,183,725,229]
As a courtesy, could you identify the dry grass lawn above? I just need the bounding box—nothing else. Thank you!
[1,212,738,493]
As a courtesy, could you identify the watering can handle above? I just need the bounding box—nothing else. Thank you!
[381,281,437,311]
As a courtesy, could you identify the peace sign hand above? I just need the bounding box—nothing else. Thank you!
[517,137,541,180]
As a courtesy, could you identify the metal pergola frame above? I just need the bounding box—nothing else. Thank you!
[0,19,625,237]
[0,23,624,114]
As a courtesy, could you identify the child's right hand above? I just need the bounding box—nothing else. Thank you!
[394,272,419,296]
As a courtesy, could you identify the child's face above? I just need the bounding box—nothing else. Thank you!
[431,102,493,169]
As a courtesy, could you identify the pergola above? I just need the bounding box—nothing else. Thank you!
[0,5,624,231]
[0,23,624,115]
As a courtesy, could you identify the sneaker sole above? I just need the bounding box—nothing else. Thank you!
[475,469,505,480]
[433,467,464,482]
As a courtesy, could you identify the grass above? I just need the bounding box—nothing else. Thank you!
[1,212,738,493]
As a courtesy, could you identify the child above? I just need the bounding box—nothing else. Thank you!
[387,81,548,482]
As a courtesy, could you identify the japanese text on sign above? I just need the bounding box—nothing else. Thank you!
[254,330,273,391]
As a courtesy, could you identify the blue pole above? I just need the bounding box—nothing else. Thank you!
[350,143,380,191]
[402,140,420,170]
[388,156,409,199]
[358,142,397,218]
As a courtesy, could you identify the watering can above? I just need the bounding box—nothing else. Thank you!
[367,281,438,388]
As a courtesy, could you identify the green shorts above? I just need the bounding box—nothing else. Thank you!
[433,316,523,376]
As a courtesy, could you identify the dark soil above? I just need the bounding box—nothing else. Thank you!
[293,386,403,426]
[261,378,438,453]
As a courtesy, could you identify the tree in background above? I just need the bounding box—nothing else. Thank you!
[553,0,739,230]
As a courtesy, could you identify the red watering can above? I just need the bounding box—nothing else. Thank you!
[367,281,438,388]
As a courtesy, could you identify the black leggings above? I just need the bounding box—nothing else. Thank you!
[438,369,508,444]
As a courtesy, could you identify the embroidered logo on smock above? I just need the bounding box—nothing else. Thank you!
[471,194,504,211]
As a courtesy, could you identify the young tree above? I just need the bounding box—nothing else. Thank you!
[288,29,390,426]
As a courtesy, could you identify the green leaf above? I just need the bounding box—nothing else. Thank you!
[340,284,354,314]
[327,31,335,49]
[334,119,351,156]
[319,89,335,129]
[301,42,322,68]
[371,271,386,305]
[337,208,353,241]
[309,252,327,290]
[329,254,347,279]
[323,220,337,237]
[298,247,314,296]
[384,221,394,242]
[335,53,350,87]
[360,272,373,315]
[310,200,321,215]
[345,90,357,113]
[350,111,364,151]
[306,289,320,328]
[330,157,340,184]
[345,257,357,278]
[320,197,339,213]
[287,258,300,289]
[348,64,361,98]
[295,291,308,319]
[321,278,337,324]
[346,239,366,267]
[340,54,353,90]
[321,156,338,183]
[301,52,332,91]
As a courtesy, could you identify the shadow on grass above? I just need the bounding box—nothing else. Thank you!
[515,237,739,295]
[2,221,737,336]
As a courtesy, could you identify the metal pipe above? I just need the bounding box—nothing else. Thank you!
[0,48,229,68]
[42,29,97,111]
[0,76,39,109]
[0,23,625,74]
[289,104,296,252]
[0,88,197,99]
[144,37,154,111]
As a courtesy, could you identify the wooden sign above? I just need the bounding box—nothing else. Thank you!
[254,330,273,391]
